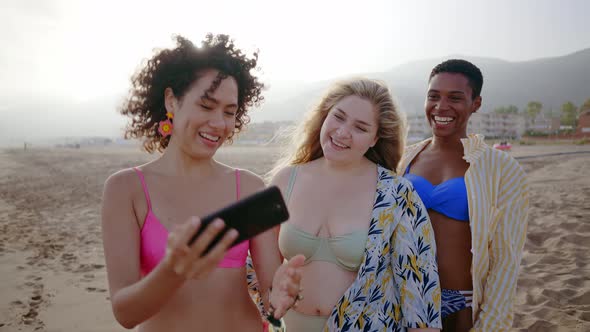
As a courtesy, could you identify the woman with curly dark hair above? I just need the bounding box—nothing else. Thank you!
[101,34,303,332]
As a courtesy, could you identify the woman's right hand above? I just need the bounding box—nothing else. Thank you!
[163,217,238,280]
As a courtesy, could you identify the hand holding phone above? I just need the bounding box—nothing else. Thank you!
[187,186,289,253]
[164,217,238,280]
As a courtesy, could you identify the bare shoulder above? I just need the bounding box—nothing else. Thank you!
[236,168,265,196]
[269,165,296,189]
[238,168,265,187]
[101,168,144,230]
[103,168,141,197]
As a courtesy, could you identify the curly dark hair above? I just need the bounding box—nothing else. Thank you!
[429,59,483,99]
[120,34,264,152]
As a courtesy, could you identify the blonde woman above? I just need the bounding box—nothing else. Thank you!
[268,79,442,331]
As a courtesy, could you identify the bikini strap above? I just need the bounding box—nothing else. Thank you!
[235,169,241,200]
[404,163,411,175]
[132,167,152,211]
[285,166,298,202]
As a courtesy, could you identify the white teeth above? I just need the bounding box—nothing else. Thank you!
[331,137,349,148]
[199,133,220,142]
[434,116,454,123]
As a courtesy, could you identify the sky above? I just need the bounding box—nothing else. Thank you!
[1,0,589,144]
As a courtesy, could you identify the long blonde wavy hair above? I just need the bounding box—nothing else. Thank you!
[270,78,406,178]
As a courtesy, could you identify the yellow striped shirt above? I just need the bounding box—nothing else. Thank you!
[398,134,529,332]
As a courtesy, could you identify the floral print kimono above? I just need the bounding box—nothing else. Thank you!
[248,165,442,331]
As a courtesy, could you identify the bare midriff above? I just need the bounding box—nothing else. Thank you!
[293,262,357,316]
[430,209,472,290]
[430,209,473,331]
[138,267,261,332]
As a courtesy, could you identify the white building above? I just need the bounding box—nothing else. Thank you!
[469,112,526,139]
[525,114,560,134]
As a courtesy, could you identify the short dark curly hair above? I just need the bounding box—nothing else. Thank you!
[429,59,483,99]
[120,34,264,152]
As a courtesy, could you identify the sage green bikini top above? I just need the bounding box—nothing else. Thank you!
[278,167,368,272]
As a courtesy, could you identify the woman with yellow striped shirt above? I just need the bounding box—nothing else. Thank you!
[399,59,529,332]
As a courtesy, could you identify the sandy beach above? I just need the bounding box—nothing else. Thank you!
[0,144,589,331]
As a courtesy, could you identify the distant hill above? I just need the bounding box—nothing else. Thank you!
[255,48,590,121]
[2,48,588,145]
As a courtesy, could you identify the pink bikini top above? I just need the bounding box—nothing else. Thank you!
[133,167,249,276]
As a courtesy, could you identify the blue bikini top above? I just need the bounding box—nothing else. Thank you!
[403,165,470,222]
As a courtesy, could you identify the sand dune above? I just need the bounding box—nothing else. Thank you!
[0,145,588,331]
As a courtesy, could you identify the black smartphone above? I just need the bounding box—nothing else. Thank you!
[187,186,289,253]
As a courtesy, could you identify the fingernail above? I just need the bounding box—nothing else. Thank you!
[192,217,200,227]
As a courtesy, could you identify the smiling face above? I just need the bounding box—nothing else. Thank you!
[319,95,379,164]
[425,72,481,139]
[165,69,239,159]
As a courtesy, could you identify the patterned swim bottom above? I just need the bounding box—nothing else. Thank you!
[441,289,473,318]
